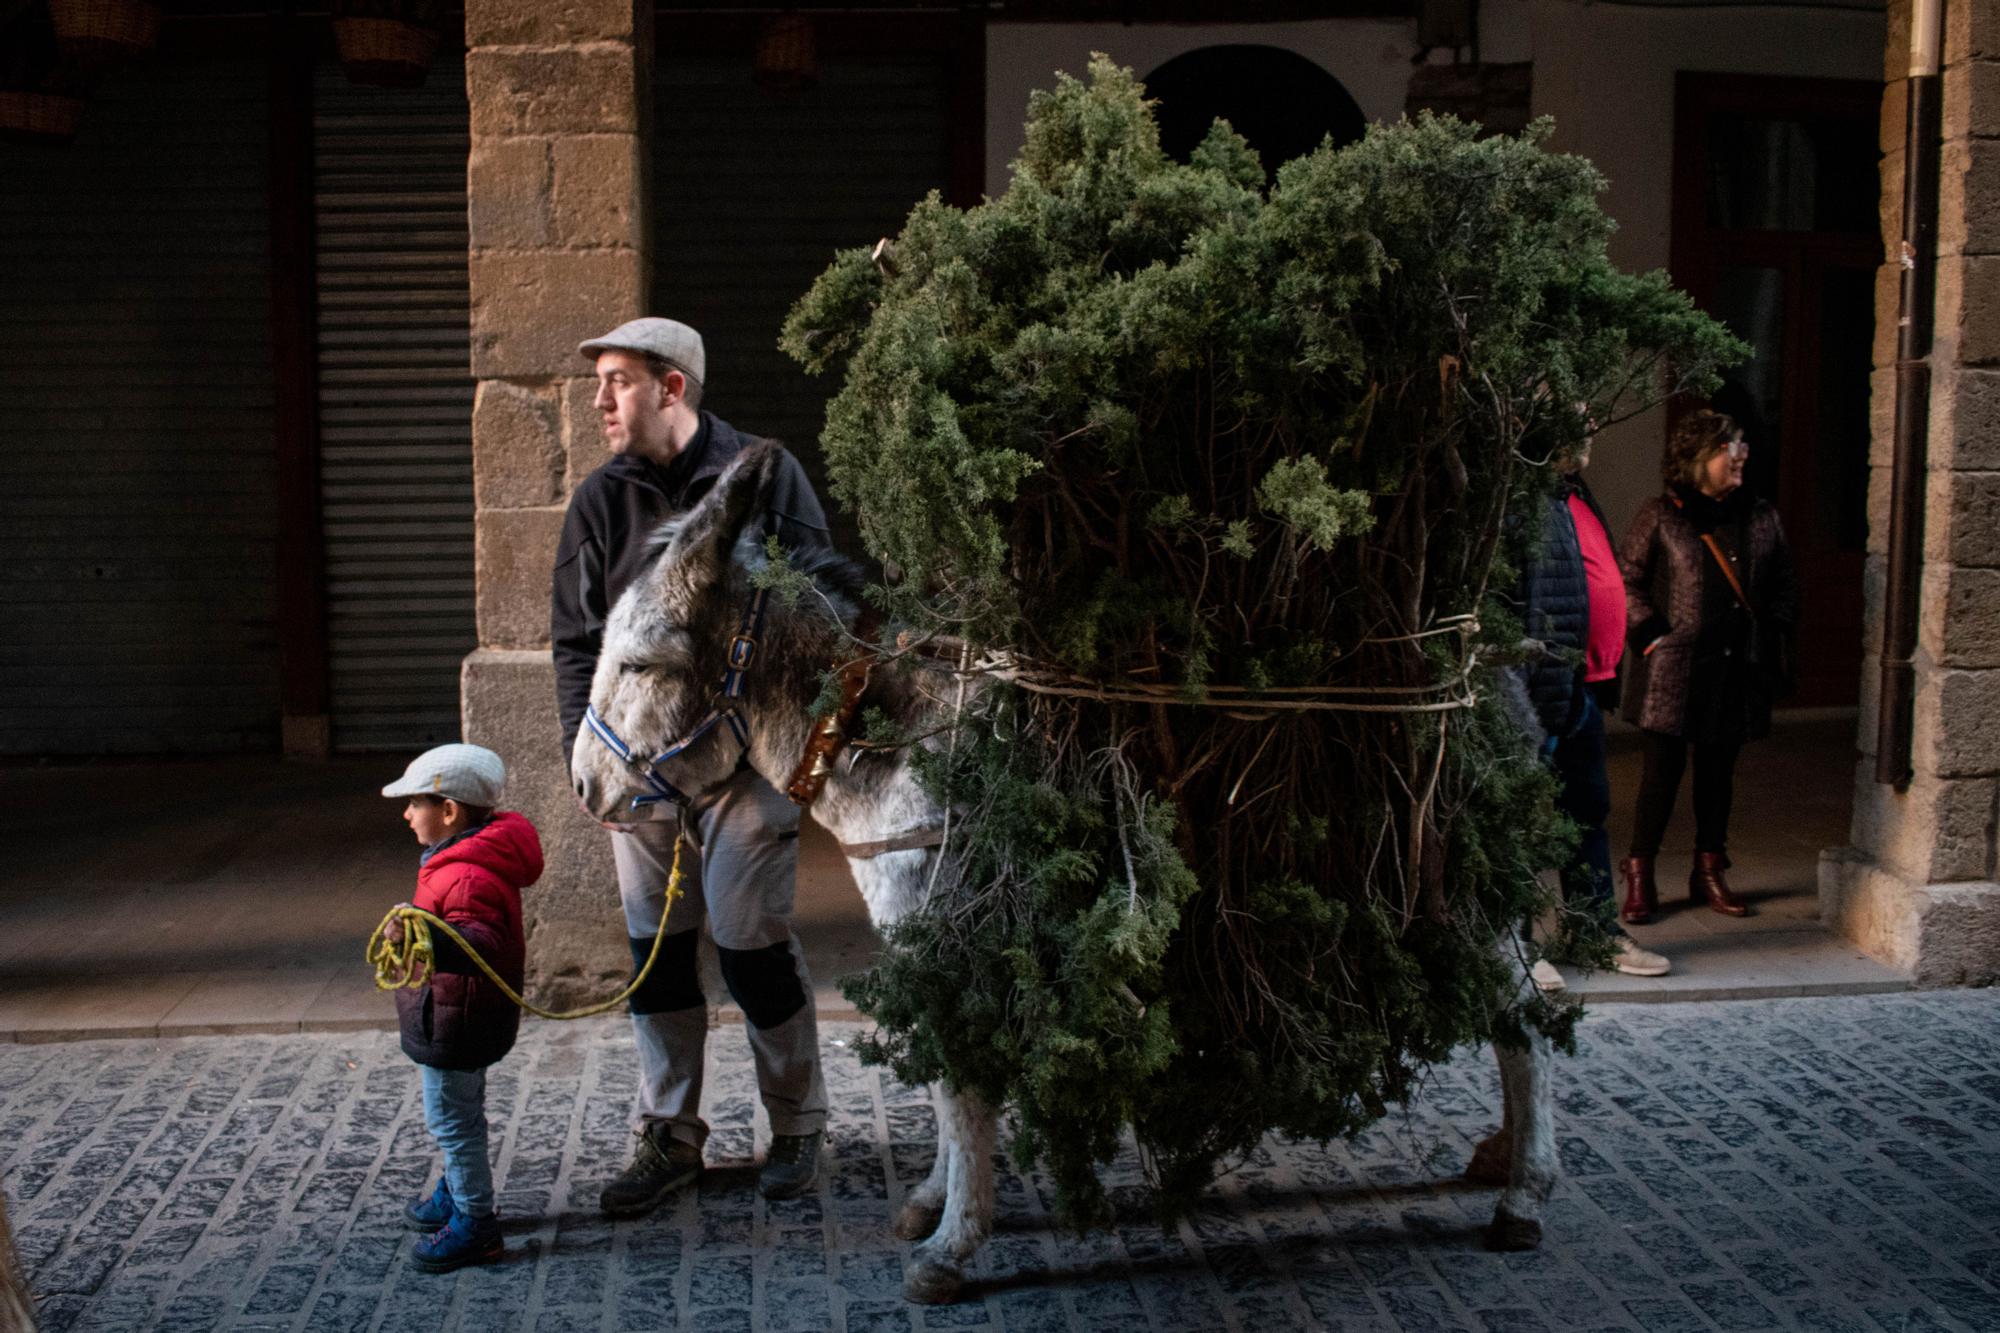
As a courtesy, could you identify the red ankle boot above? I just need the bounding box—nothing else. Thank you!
[1689,851,1749,917]
[1618,856,1658,924]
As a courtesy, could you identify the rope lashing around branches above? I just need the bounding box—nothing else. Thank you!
[367,833,687,1021]
[969,616,1486,716]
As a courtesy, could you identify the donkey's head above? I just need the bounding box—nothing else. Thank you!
[571,443,782,821]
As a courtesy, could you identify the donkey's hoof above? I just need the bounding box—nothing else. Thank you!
[903,1253,965,1304]
[1483,1209,1543,1252]
[1464,1132,1511,1186]
[894,1199,944,1242]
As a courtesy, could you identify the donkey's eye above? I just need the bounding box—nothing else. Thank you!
[618,662,651,676]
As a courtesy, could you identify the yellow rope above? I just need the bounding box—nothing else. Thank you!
[367,833,686,1021]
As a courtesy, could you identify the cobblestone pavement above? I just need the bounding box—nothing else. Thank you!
[7,992,2000,1333]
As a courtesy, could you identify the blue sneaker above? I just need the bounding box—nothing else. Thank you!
[411,1210,503,1273]
[404,1178,453,1232]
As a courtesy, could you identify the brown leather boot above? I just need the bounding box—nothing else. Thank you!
[1618,856,1657,924]
[1689,851,1750,917]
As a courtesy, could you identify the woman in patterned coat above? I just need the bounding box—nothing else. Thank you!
[1617,409,1799,922]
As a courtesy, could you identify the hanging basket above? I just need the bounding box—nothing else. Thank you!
[0,90,84,142]
[46,0,162,63]
[333,16,438,89]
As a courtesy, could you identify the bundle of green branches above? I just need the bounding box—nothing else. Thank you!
[782,58,1743,1224]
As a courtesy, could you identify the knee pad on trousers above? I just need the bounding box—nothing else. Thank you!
[716,940,807,1030]
[628,930,704,1015]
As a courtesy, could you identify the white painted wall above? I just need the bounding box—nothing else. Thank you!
[985,2,1885,539]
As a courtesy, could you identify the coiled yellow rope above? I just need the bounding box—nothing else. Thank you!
[367,833,686,1021]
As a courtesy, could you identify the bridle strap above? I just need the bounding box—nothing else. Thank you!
[585,586,772,811]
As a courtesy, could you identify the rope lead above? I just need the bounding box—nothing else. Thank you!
[366,833,687,1022]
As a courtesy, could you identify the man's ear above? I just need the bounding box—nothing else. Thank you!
[661,369,685,411]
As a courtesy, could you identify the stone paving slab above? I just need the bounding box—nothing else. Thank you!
[6,992,1999,1332]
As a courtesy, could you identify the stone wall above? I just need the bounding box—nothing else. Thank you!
[461,0,650,1002]
[1822,0,2000,986]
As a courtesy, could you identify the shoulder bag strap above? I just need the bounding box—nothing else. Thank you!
[1670,494,1753,614]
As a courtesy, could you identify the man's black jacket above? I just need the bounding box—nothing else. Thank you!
[551,412,833,765]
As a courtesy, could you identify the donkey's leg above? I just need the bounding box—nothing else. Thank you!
[1468,944,1530,1188]
[1472,1072,1512,1176]
[1464,1056,1515,1188]
[894,1084,952,1242]
[0,1190,35,1333]
[1485,1028,1555,1251]
[929,1088,996,1261]
[904,1088,996,1304]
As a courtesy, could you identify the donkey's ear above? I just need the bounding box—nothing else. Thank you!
[666,442,781,574]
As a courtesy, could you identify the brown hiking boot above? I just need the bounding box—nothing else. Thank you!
[599,1124,703,1218]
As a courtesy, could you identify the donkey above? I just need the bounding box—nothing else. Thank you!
[571,443,1559,1303]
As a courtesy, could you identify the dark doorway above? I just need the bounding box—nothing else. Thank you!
[1671,72,1882,709]
[1144,45,1366,179]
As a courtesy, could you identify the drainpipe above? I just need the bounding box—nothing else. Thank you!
[1876,0,1946,790]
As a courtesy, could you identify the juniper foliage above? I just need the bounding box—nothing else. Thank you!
[782,58,1745,1225]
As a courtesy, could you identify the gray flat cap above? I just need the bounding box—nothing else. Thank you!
[382,743,507,806]
[579,317,705,386]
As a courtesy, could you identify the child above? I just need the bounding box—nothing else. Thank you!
[380,743,542,1272]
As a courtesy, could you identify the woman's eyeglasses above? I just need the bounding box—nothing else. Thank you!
[1723,438,1750,461]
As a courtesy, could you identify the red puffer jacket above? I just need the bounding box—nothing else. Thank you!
[396,811,542,1071]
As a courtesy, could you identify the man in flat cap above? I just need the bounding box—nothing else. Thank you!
[553,317,833,1214]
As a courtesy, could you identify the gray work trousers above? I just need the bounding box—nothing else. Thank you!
[612,765,827,1149]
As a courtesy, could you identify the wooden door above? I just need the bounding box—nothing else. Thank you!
[1671,72,1881,708]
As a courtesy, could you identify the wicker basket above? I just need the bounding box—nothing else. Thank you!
[0,91,84,142]
[333,16,439,89]
[47,0,162,62]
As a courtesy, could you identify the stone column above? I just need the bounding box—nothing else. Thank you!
[1822,0,2000,986]
[461,0,650,1002]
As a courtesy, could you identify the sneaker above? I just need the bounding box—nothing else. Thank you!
[411,1210,503,1273]
[404,1177,453,1232]
[599,1125,703,1218]
[759,1130,822,1201]
[1612,936,1671,977]
[1530,959,1565,993]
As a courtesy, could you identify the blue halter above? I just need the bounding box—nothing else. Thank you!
[583,586,771,811]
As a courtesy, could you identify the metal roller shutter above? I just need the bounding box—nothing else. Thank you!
[0,53,278,754]
[312,58,475,753]
[652,57,953,550]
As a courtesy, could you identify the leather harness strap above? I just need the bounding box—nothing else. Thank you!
[837,825,949,859]
[784,609,884,806]
[784,611,950,859]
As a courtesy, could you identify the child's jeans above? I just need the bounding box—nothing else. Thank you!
[421,1066,494,1219]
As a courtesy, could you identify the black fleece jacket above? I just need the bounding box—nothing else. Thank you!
[551,413,833,765]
